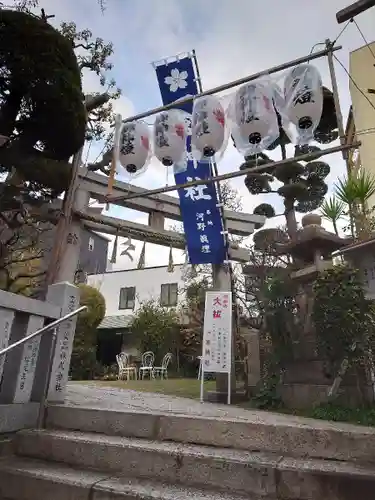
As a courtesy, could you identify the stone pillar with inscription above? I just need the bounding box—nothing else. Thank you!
[13,315,45,403]
[45,282,80,402]
[0,309,15,384]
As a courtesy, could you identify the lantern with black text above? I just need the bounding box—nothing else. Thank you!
[154,110,186,166]
[119,121,151,176]
[231,81,279,155]
[191,95,227,160]
[283,64,323,144]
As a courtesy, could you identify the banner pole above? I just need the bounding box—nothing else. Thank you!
[227,369,231,405]
[191,49,235,405]
[200,367,204,403]
[107,141,359,203]
[228,292,233,406]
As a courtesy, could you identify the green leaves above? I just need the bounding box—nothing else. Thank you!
[313,265,373,375]
[335,171,375,207]
[76,284,106,345]
[331,171,375,238]
[321,196,345,221]
[244,173,273,195]
[70,285,106,381]
[305,161,330,180]
[130,300,180,361]
[253,203,276,218]
[320,196,345,235]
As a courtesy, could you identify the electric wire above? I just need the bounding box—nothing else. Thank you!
[333,54,375,114]
[352,18,375,62]
[333,19,353,46]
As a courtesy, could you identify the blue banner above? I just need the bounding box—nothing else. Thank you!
[155,56,197,114]
[154,55,226,265]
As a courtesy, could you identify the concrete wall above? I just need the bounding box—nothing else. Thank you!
[349,41,375,207]
[344,245,375,300]
[87,264,186,317]
[29,224,109,278]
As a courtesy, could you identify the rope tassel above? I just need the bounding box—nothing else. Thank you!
[137,241,146,269]
[167,245,174,273]
[110,231,119,264]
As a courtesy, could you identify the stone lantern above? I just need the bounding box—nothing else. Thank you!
[275,214,361,408]
[281,214,346,282]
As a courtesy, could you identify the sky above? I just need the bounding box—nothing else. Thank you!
[33,0,375,270]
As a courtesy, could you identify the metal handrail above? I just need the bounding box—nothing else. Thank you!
[0,306,87,358]
[0,305,87,429]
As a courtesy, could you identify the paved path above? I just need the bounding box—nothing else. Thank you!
[63,383,375,434]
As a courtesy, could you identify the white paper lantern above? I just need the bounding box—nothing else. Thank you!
[283,64,323,144]
[154,110,186,166]
[231,81,279,155]
[119,121,150,175]
[191,95,226,158]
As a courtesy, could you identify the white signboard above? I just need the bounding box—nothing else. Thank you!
[200,291,232,404]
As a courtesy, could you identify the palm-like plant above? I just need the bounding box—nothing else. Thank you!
[334,171,375,239]
[335,172,375,210]
[320,196,345,236]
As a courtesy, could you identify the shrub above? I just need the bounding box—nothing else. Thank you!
[69,284,106,380]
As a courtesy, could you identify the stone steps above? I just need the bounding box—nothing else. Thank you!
[46,403,375,463]
[13,428,375,499]
[0,458,251,500]
[2,400,375,499]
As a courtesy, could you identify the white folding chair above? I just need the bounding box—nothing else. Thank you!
[153,353,172,379]
[139,351,155,380]
[116,352,137,381]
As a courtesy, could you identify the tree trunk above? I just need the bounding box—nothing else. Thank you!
[284,199,298,239]
[333,220,339,237]
[280,144,298,239]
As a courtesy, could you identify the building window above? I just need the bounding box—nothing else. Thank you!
[160,283,178,307]
[88,237,95,252]
[119,287,136,310]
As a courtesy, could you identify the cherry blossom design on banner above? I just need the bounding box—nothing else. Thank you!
[164,68,188,92]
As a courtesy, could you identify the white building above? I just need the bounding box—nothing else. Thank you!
[88,264,186,317]
[87,265,186,364]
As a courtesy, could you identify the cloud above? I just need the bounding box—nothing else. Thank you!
[35,0,375,267]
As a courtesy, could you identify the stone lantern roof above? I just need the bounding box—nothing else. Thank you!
[277,213,347,264]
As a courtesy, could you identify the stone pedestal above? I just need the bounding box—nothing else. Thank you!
[205,389,246,404]
[280,341,375,408]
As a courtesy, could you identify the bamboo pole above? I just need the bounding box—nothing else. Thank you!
[120,45,342,124]
[326,40,349,160]
[336,0,375,23]
[108,142,360,203]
